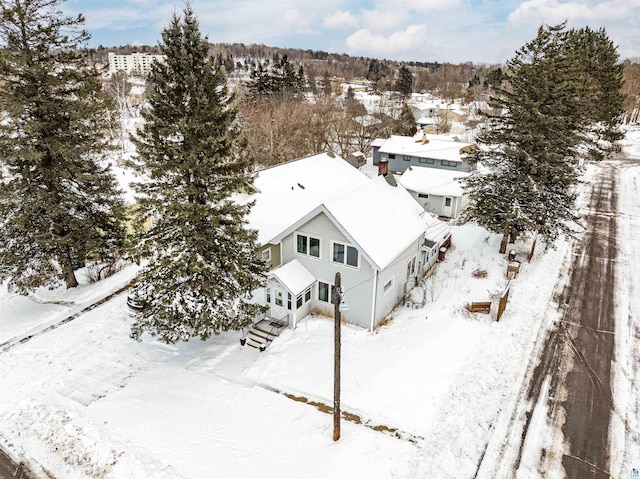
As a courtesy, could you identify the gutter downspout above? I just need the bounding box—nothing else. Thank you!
[370,270,378,331]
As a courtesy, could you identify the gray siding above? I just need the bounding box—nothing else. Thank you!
[373,237,423,328]
[381,153,471,174]
[281,212,376,330]
[409,191,462,218]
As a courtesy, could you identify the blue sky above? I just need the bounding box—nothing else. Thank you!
[64,0,640,64]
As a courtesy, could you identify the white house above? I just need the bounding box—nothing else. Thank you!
[397,166,470,219]
[372,133,476,174]
[240,153,451,333]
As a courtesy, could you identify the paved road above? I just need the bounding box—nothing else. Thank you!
[518,159,625,478]
[0,449,30,479]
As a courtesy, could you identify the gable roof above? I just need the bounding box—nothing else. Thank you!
[272,176,428,271]
[239,153,371,245]
[397,166,470,197]
[268,260,316,296]
[378,134,474,163]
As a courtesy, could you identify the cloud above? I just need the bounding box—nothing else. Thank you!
[322,10,360,29]
[346,24,428,59]
[361,9,407,32]
[280,9,314,34]
[407,0,463,12]
[508,0,640,24]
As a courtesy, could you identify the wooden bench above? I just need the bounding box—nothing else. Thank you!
[467,301,492,314]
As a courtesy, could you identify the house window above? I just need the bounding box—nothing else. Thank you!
[403,155,411,162]
[419,158,435,164]
[383,277,394,293]
[318,282,336,303]
[296,233,320,258]
[287,292,292,310]
[445,197,452,207]
[406,256,417,279]
[332,242,359,268]
[388,154,396,159]
[261,248,271,261]
[441,160,458,167]
[266,288,271,303]
[275,289,283,306]
[296,288,311,309]
[418,193,429,199]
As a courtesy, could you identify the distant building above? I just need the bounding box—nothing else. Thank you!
[372,133,476,174]
[107,52,165,76]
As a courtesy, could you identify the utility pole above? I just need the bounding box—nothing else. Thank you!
[333,271,341,441]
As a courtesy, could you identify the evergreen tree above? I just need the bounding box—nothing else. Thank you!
[248,55,304,99]
[395,65,413,99]
[128,4,267,343]
[462,23,624,253]
[0,0,126,292]
[393,103,417,136]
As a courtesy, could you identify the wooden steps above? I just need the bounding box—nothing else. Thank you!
[241,318,288,351]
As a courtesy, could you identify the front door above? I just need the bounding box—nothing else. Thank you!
[271,288,289,322]
[443,197,453,217]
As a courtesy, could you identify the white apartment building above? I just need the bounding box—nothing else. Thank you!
[107,52,165,76]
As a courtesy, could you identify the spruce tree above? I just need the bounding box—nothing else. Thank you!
[393,102,417,136]
[462,23,624,253]
[0,0,126,291]
[395,65,413,99]
[128,4,267,343]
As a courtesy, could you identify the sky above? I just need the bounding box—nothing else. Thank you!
[65,0,640,65]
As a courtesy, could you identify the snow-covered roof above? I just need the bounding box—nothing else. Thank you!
[268,260,316,296]
[422,212,452,244]
[240,153,371,245]
[272,176,428,271]
[397,166,470,197]
[323,176,427,270]
[378,135,475,163]
[416,116,438,124]
[371,138,387,147]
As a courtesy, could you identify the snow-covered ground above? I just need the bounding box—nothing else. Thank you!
[1,126,639,478]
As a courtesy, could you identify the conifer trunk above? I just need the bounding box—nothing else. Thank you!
[64,263,78,289]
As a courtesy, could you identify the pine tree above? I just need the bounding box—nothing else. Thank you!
[128,4,267,344]
[0,0,126,292]
[393,102,417,136]
[395,65,413,99]
[462,23,624,253]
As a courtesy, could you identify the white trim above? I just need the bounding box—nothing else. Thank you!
[370,270,378,331]
[294,231,322,260]
[330,240,360,270]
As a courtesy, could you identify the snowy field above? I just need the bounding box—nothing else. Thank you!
[1,126,639,478]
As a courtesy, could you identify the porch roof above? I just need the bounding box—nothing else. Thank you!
[268,260,316,296]
[397,166,469,197]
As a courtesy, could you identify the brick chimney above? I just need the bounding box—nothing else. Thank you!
[378,159,388,176]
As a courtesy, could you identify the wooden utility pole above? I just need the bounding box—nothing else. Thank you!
[333,272,341,441]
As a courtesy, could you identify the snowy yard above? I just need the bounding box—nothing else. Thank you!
[1,126,639,478]
[0,222,567,479]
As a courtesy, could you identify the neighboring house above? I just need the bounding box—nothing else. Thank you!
[397,166,470,219]
[372,133,475,174]
[240,153,451,331]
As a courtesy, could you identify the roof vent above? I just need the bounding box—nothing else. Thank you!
[384,175,397,187]
[327,151,336,158]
